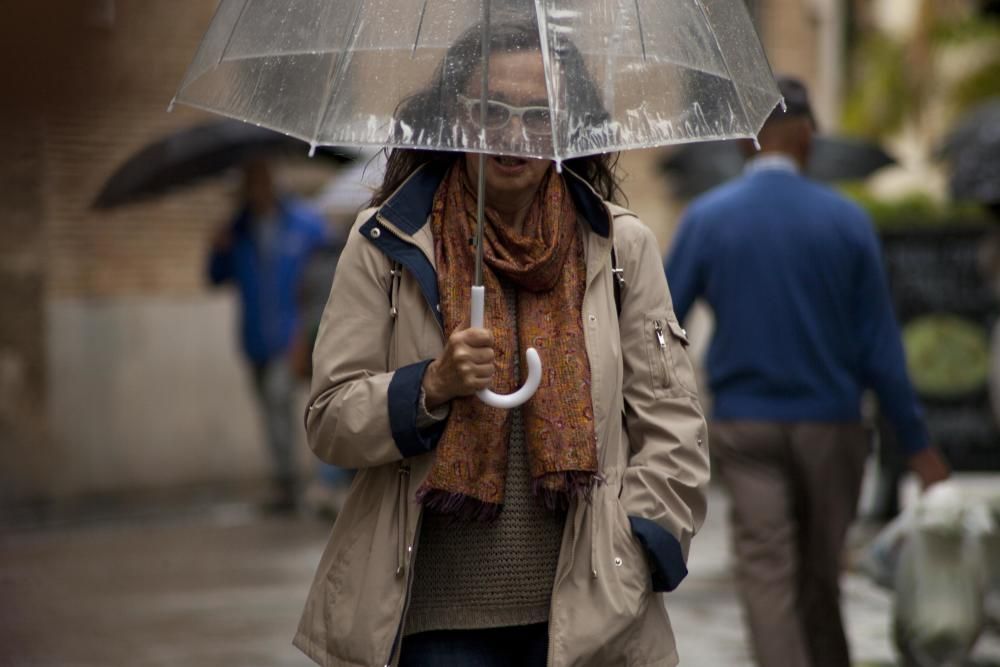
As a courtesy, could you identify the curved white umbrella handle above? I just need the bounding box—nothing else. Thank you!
[470,286,542,409]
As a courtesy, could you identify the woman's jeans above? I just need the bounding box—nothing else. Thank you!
[398,623,548,667]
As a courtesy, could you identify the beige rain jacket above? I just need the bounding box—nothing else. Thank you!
[294,163,710,667]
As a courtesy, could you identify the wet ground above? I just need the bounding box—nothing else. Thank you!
[2,488,999,666]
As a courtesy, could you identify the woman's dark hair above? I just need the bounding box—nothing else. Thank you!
[371,21,623,206]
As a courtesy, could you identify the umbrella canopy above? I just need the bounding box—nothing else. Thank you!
[660,135,897,198]
[173,0,780,162]
[173,0,778,408]
[941,99,1000,205]
[93,119,352,209]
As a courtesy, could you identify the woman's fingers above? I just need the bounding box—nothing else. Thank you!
[456,355,495,387]
[423,327,501,403]
[463,362,495,381]
[455,345,495,366]
[451,327,493,349]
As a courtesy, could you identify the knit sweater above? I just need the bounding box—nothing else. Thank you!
[404,284,567,635]
[665,159,929,454]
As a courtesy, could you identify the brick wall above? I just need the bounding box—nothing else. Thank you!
[41,1,231,298]
[756,0,847,131]
[0,1,265,507]
[758,0,821,87]
[0,115,48,502]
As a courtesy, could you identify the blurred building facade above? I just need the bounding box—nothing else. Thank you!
[0,1,274,513]
[625,0,845,250]
[0,0,846,513]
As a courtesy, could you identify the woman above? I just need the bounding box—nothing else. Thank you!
[294,21,709,667]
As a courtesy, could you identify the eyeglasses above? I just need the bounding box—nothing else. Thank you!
[458,95,553,135]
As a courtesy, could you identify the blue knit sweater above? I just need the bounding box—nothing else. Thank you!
[665,157,928,454]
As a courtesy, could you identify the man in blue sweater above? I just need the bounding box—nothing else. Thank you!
[665,77,949,667]
[209,159,329,512]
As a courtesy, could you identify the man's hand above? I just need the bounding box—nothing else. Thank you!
[288,332,312,382]
[908,446,951,489]
[422,328,495,410]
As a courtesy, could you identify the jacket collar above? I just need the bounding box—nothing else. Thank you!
[377,159,612,238]
[744,152,800,175]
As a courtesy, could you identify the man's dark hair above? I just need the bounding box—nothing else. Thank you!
[765,75,816,130]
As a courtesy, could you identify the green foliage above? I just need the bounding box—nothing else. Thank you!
[838,183,991,230]
[931,15,1000,44]
[903,313,990,398]
[843,13,1000,135]
[936,15,1000,113]
[841,35,912,139]
[952,60,1000,110]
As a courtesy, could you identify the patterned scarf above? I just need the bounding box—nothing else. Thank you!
[416,162,599,521]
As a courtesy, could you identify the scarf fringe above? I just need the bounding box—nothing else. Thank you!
[416,487,503,523]
[532,471,604,511]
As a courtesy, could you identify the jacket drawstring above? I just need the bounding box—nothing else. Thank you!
[389,264,402,319]
[396,464,410,576]
[587,468,610,580]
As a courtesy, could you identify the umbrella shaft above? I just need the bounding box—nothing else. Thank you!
[475,153,486,287]
[474,2,490,288]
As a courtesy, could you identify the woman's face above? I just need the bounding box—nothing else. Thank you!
[462,50,553,211]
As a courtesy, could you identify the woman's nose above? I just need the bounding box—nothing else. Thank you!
[506,114,530,141]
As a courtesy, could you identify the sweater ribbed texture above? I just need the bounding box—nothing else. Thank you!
[404,284,566,636]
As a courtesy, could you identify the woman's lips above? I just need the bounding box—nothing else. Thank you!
[489,155,528,175]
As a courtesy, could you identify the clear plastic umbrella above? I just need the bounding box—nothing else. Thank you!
[174,0,780,406]
[175,0,778,160]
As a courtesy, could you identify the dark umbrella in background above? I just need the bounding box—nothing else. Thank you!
[93,119,353,209]
[807,135,897,182]
[660,134,896,199]
[940,99,1000,207]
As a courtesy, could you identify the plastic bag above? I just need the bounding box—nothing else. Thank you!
[862,482,996,666]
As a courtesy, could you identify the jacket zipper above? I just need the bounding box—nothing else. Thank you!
[385,464,419,667]
[375,213,445,337]
[372,210,437,665]
[653,320,671,388]
[385,520,421,667]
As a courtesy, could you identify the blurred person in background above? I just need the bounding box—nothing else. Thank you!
[208,158,329,513]
[287,151,388,516]
[664,76,950,667]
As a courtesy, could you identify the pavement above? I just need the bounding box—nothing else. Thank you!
[2,487,999,667]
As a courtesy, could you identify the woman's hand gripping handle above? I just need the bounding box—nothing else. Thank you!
[421,287,541,410]
[469,285,541,409]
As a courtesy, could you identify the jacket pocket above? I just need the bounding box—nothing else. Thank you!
[322,473,385,663]
[611,497,651,614]
[644,316,671,393]
[644,314,696,398]
[595,485,651,621]
[663,318,698,395]
[325,503,379,597]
